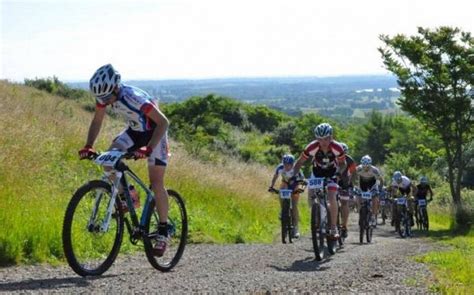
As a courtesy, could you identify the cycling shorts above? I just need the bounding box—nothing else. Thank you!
[113,128,169,166]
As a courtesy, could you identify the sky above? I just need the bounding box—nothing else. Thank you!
[2,0,473,82]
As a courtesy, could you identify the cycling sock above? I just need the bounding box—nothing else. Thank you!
[158,222,168,237]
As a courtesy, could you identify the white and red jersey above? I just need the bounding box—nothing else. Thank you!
[301,140,345,170]
[96,84,158,132]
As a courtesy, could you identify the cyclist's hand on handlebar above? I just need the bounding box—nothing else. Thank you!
[79,145,96,160]
[133,146,152,159]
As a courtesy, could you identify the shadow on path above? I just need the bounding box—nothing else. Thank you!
[0,274,117,292]
[268,256,332,272]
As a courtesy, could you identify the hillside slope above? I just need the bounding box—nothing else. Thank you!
[0,81,279,265]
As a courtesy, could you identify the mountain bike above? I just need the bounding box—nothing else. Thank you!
[308,177,337,261]
[62,150,188,276]
[269,180,306,244]
[416,198,430,231]
[354,188,375,244]
[394,195,412,238]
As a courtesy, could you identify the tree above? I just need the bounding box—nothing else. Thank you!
[352,111,393,164]
[379,26,474,209]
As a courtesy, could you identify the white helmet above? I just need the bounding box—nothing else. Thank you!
[89,64,121,102]
[314,123,333,138]
[361,155,372,166]
[393,171,402,183]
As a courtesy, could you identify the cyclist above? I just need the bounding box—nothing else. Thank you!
[336,142,356,238]
[293,123,347,239]
[413,176,434,224]
[268,154,306,238]
[78,64,170,257]
[389,171,415,227]
[351,155,383,227]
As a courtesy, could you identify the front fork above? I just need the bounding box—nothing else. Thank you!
[87,172,123,233]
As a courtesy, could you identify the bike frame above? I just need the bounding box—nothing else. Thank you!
[90,153,156,237]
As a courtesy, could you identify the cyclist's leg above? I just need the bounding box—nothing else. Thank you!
[149,165,168,223]
[291,191,300,236]
[148,134,170,224]
[327,182,339,236]
[339,189,350,229]
[106,130,132,187]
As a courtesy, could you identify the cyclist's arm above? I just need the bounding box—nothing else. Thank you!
[143,105,169,149]
[350,170,359,188]
[269,173,279,188]
[428,186,434,201]
[292,155,306,176]
[85,105,107,147]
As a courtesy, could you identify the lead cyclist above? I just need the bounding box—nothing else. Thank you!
[78,64,170,257]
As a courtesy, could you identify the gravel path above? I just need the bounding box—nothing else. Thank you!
[0,220,439,294]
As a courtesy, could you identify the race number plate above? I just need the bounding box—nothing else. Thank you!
[279,189,292,200]
[361,191,372,200]
[308,177,325,190]
[397,197,407,205]
[418,199,427,206]
[94,150,124,167]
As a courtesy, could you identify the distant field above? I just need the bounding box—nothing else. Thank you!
[69,75,401,119]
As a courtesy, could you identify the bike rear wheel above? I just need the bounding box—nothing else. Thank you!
[311,203,325,261]
[144,189,188,272]
[62,180,124,276]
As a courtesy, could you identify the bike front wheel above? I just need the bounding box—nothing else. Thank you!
[311,203,325,261]
[62,180,124,276]
[281,199,292,244]
[144,189,188,272]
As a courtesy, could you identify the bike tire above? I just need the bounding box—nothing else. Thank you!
[359,206,367,244]
[397,207,406,238]
[405,215,411,237]
[281,199,292,244]
[381,207,386,225]
[144,189,188,272]
[62,180,124,276]
[311,203,324,261]
[366,213,373,243]
[337,208,345,247]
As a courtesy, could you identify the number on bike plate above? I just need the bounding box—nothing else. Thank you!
[418,199,427,206]
[397,197,406,205]
[308,177,324,189]
[361,192,372,200]
[94,150,124,167]
[279,189,292,200]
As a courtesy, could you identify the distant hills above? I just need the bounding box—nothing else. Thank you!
[69,75,401,119]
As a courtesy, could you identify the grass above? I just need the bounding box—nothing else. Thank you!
[0,81,292,266]
[415,202,474,294]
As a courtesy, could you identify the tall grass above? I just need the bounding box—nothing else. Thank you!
[415,188,474,294]
[0,82,288,266]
